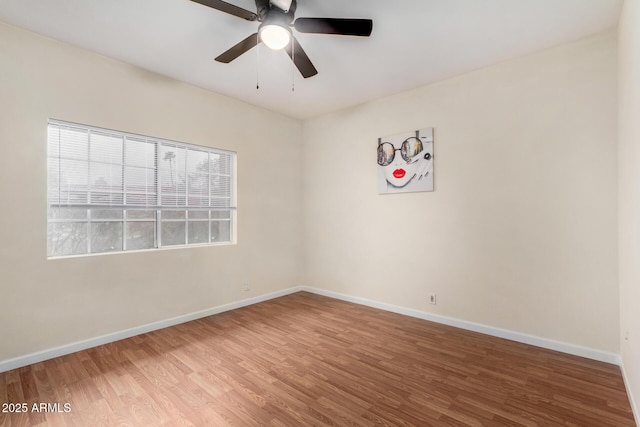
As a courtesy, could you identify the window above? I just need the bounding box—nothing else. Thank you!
[47,120,236,257]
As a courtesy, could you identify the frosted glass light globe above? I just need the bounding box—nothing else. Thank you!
[260,24,291,50]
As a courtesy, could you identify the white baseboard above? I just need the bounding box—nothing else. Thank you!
[300,286,621,365]
[620,360,640,426]
[0,285,622,374]
[0,286,304,373]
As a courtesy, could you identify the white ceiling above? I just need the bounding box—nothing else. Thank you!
[0,0,622,119]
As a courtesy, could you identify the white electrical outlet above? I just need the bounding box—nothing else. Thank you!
[243,282,250,292]
[429,293,437,305]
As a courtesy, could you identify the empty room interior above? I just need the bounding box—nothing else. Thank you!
[1,0,639,425]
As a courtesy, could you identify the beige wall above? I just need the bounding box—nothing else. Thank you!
[0,22,304,361]
[303,31,619,352]
[618,0,640,417]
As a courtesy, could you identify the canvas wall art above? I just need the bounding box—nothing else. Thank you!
[377,127,434,194]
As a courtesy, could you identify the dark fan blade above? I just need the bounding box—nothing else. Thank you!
[190,0,257,21]
[215,33,259,63]
[285,36,318,78]
[294,18,373,36]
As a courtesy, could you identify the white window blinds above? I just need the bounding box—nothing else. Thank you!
[47,119,236,257]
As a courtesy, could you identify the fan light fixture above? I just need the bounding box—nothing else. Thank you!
[192,0,373,79]
[259,24,290,50]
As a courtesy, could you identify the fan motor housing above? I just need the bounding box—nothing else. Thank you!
[256,0,296,22]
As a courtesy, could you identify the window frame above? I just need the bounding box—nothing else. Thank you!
[47,119,237,258]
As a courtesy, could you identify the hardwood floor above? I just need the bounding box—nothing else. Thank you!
[0,292,635,426]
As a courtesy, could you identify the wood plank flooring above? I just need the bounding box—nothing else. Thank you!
[0,292,636,426]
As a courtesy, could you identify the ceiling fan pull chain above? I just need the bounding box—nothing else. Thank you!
[291,40,295,92]
[256,40,260,90]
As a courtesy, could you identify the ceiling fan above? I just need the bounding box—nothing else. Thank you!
[189,0,373,78]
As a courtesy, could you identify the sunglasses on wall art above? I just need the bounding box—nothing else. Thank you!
[377,137,426,166]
